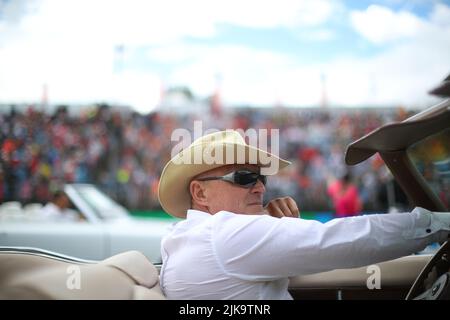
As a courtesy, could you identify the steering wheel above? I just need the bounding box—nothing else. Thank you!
[406,240,450,300]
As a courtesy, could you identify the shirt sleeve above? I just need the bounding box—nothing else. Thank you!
[402,207,450,239]
[211,208,449,281]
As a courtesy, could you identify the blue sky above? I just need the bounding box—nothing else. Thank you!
[0,0,450,112]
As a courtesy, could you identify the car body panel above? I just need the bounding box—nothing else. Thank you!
[0,223,106,260]
[289,254,431,288]
[288,255,432,300]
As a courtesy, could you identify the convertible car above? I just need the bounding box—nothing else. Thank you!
[0,184,175,261]
[1,78,449,300]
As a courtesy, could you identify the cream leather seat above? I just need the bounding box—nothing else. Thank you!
[0,250,166,300]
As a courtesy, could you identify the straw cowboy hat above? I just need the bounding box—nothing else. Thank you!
[158,130,291,218]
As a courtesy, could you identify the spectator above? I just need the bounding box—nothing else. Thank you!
[327,171,362,217]
[39,190,81,222]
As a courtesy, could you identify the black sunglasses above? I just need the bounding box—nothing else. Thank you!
[196,170,267,188]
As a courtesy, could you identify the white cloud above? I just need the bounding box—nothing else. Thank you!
[350,4,425,44]
[0,0,449,110]
[333,3,450,106]
[295,28,335,41]
[0,0,33,24]
[111,71,161,113]
[323,45,448,107]
[152,44,318,106]
[150,5,450,109]
[0,38,115,101]
[0,0,338,110]
[1,0,338,47]
[212,0,336,29]
[430,3,450,27]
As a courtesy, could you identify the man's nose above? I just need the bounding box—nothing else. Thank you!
[251,179,266,194]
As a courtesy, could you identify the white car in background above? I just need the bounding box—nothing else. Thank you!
[0,184,176,262]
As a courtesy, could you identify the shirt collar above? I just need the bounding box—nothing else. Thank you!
[186,209,212,219]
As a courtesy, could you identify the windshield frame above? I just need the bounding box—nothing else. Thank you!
[407,128,450,211]
[65,184,129,222]
[346,100,450,212]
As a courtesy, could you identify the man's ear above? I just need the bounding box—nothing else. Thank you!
[189,180,209,207]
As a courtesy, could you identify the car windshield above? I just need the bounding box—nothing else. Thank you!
[407,127,450,210]
[73,185,129,220]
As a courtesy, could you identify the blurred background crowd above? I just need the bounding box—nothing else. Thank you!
[0,100,413,215]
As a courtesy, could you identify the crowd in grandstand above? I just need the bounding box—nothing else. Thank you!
[0,104,414,214]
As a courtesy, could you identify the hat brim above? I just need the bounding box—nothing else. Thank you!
[158,143,290,218]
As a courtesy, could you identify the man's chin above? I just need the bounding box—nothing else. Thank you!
[246,204,264,214]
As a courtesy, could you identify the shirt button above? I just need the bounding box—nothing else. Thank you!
[426,228,432,233]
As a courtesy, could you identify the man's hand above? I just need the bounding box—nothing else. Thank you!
[265,197,300,218]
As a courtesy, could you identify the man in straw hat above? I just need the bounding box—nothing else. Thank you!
[158,130,450,300]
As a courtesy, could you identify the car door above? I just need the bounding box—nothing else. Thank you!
[287,254,432,299]
[0,222,107,260]
[105,218,175,263]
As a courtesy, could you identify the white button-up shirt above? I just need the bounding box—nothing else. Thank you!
[160,208,450,300]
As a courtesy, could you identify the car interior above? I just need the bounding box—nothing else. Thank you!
[0,247,165,300]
